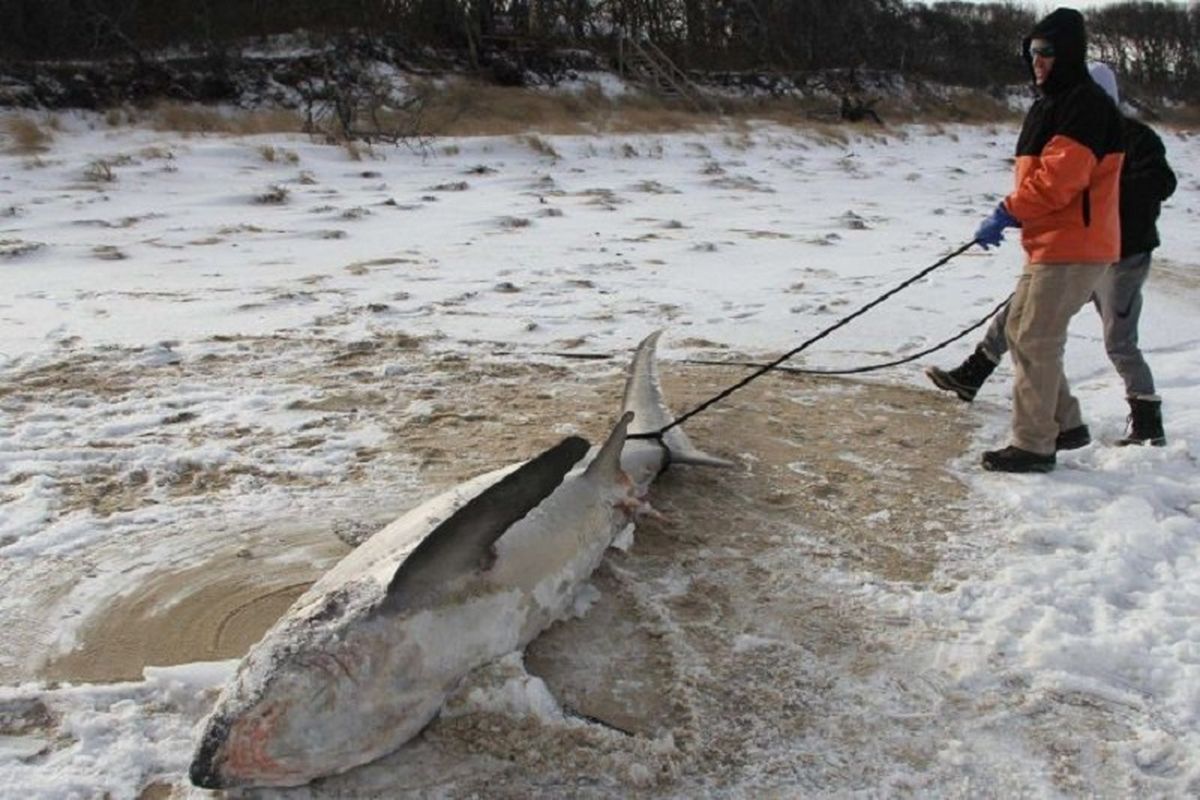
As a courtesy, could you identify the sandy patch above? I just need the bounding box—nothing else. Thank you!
[40,532,349,684]
[3,337,977,795]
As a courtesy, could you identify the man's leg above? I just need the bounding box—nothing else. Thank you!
[1004,263,1105,456]
[1094,252,1166,445]
[1093,252,1156,398]
[925,304,1009,402]
[978,307,1010,364]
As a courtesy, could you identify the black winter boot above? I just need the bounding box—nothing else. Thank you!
[925,346,998,403]
[981,445,1056,473]
[1055,425,1091,451]
[1118,398,1166,446]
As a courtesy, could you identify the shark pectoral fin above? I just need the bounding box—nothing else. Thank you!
[384,436,591,613]
[585,411,634,483]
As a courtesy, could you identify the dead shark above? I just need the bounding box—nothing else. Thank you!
[189,331,730,789]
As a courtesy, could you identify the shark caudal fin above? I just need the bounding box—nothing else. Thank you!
[623,331,734,468]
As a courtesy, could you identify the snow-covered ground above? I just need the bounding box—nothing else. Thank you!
[1,111,1198,797]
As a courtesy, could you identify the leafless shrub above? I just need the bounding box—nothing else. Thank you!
[298,47,430,155]
[255,184,290,204]
[92,245,127,260]
[83,160,117,183]
[0,238,44,258]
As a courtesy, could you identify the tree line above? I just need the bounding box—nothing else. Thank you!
[0,0,1196,99]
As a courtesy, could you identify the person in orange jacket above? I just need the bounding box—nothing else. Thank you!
[966,8,1125,473]
[926,62,1176,451]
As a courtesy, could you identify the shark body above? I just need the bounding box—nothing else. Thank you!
[190,331,728,789]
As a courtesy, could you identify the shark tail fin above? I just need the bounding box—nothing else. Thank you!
[625,331,734,469]
[662,428,736,468]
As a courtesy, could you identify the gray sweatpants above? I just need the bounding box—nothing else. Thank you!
[978,251,1157,400]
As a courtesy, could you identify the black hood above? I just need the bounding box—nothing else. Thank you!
[1023,7,1089,96]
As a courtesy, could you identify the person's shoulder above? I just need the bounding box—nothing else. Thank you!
[1123,116,1168,152]
[1124,116,1156,136]
[1049,81,1100,115]
[1072,80,1118,110]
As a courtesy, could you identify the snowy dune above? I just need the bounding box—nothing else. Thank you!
[0,114,1199,796]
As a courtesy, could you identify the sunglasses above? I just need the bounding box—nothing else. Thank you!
[1029,44,1056,58]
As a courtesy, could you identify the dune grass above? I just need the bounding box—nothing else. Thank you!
[90,78,1198,143]
[2,115,55,154]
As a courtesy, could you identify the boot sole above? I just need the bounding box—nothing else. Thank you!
[924,367,977,403]
[1055,430,1091,451]
[982,460,1056,474]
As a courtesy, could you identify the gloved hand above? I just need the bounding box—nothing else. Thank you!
[974,202,1020,250]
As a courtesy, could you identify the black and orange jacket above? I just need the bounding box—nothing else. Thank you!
[1005,9,1124,265]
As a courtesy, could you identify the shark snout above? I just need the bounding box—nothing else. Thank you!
[189,713,232,789]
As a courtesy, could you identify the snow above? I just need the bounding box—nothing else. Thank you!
[1,108,1199,796]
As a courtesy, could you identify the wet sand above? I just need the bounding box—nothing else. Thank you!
[4,341,978,797]
[31,355,972,689]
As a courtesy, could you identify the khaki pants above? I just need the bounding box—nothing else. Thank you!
[1004,262,1108,455]
[978,252,1157,398]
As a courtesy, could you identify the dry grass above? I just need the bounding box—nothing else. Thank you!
[410,78,703,136]
[65,83,1187,151]
[257,144,300,164]
[411,79,1022,138]
[2,116,54,154]
[254,184,290,204]
[83,160,117,183]
[1159,106,1200,129]
[520,134,560,159]
[894,91,1023,124]
[138,145,175,160]
[147,103,304,135]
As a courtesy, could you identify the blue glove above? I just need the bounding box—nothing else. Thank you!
[974,202,1020,250]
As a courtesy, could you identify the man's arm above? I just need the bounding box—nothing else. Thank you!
[1006,133,1097,222]
[1123,121,1177,204]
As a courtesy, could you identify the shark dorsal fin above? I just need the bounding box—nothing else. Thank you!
[585,411,633,483]
[383,435,591,613]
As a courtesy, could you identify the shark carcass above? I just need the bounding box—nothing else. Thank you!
[190,331,730,789]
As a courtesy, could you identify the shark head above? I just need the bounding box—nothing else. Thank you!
[190,635,360,787]
[190,590,434,789]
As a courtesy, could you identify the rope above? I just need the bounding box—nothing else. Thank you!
[629,239,979,440]
[683,295,1010,376]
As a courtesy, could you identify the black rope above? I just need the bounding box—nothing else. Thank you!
[629,239,978,440]
[682,295,1011,376]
